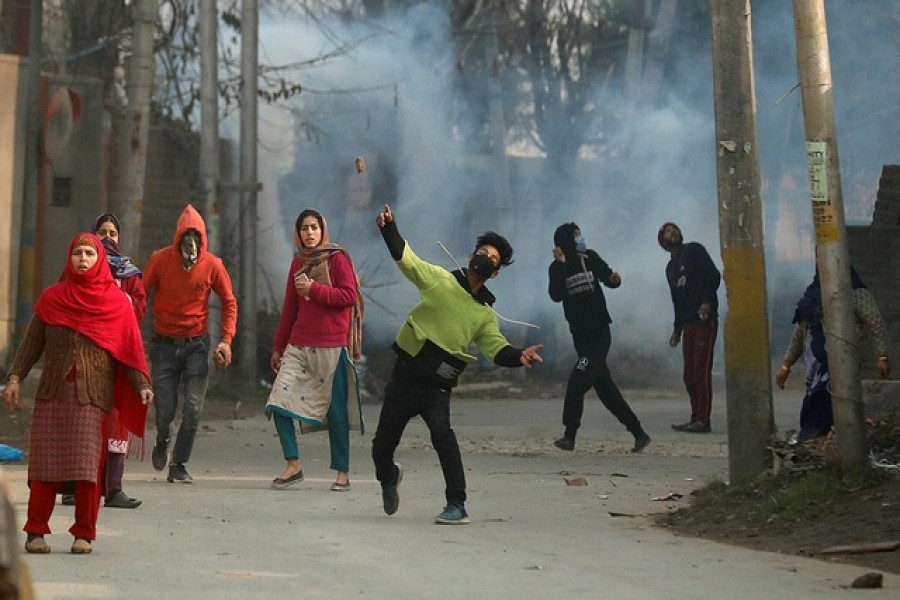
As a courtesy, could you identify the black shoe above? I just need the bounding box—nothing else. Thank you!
[60,494,75,506]
[151,440,168,471]
[167,463,193,483]
[382,462,402,516]
[553,436,575,451]
[671,422,691,432]
[682,422,711,434]
[631,432,651,453]
[270,470,304,490]
[104,490,142,508]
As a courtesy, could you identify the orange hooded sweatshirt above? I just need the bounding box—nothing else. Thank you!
[143,205,238,343]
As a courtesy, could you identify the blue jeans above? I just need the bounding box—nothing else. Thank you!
[150,335,210,465]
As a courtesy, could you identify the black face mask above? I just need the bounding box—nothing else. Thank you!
[468,254,497,279]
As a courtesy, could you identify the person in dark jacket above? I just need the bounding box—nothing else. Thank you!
[549,222,650,453]
[658,222,721,433]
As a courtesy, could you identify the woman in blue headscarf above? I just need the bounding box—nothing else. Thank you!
[775,267,890,442]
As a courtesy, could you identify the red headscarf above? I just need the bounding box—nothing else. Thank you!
[33,233,149,437]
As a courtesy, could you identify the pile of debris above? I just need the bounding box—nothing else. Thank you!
[769,413,900,475]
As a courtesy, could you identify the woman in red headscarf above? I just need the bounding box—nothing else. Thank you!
[3,233,153,555]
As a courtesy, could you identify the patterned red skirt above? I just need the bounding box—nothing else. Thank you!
[28,380,104,482]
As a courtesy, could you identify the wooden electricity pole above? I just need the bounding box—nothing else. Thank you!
[710,0,774,484]
[792,0,866,466]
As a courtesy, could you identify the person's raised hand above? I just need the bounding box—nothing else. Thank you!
[376,204,393,228]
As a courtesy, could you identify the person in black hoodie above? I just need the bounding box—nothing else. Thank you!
[658,222,721,434]
[548,222,650,453]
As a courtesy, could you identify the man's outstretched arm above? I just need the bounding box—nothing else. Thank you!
[376,204,404,260]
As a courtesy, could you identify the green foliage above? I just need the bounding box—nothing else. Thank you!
[687,465,888,524]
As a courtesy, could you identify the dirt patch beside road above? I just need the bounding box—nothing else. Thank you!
[657,472,900,575]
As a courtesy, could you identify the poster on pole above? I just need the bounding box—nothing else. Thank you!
[806,141,839,242]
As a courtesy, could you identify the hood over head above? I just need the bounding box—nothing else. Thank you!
[173,204,208,252]
[554,222,579,259]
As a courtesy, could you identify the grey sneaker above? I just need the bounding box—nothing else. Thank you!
[167,463,193,484]
[382,462,403,515]
[435,503,470,525]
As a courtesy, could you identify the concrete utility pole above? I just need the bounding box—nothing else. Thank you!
[238,0,259,375]
[200,0,219,254]
[792,0,866,466]
[109,0,158,259]
[15,0,41,342]
[200,0,222,359]
[709,0,774,484]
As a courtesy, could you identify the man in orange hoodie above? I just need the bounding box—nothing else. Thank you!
[143,205,238,483]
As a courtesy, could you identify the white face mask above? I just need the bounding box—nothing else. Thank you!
[180,231,200,269]
[575,235,587,253]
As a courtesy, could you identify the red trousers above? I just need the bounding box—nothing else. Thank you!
[681,320,718,426]
[25,448,106,541]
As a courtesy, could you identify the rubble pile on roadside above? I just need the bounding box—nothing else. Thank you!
[768,413,900,475]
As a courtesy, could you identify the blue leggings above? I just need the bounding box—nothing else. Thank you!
[273,354,351,472]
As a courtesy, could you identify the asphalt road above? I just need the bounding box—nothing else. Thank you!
[4,390,899,599]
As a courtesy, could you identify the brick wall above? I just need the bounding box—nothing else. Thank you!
[847,165,900,378]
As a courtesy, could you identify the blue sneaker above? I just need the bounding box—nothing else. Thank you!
[382,462,402,515]
[435,502,469,525]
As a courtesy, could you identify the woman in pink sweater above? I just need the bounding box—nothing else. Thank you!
[265,209,363,491]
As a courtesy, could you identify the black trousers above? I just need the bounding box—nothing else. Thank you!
[371,360,466,504]
[562,327,643,438]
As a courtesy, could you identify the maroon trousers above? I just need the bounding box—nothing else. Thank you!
[681,320,718,426]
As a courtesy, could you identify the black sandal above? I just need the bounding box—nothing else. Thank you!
[104,491,142,508]
[270,470,304,490]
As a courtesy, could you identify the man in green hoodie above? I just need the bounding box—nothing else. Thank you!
[371,204,543,525]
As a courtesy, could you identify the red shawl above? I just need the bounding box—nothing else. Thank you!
[33,233,149,438]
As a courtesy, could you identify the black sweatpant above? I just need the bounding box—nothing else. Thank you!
[562,327,643,439]
[372,360,466,505]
